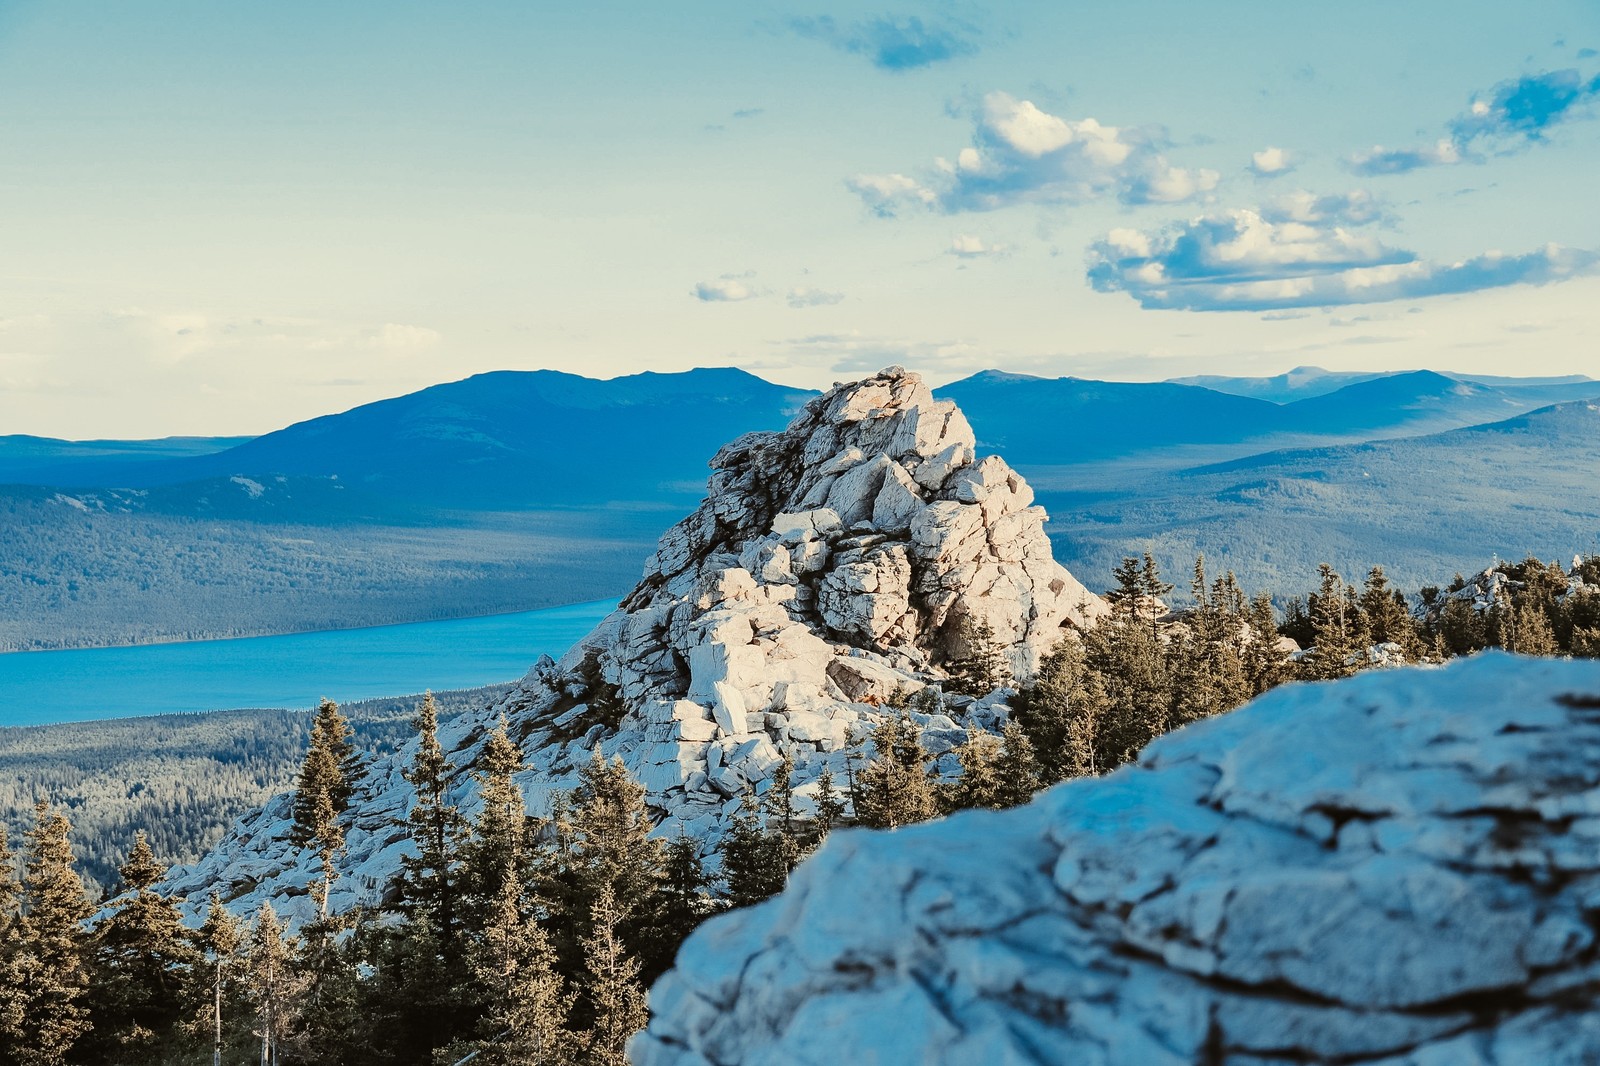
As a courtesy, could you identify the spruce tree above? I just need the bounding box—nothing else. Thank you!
[470,859,573,1066]
[1301,564,1368,680]
[945,729,1003,812]
[760,754,803,879]
[549,750,667,981]
[655,833,716,963]
[1013,638,1105,782]
[12,801,93,1066]
[1360,566,1423,660]
[577,884,648,1066]
[1083,615,1171,770]
[387,692,473,1060]
[85,831,199,1061]
[462,716,530,933]
[851,712,939,829]
[993,722,1044,808]
[292,697,360,846]
[1243,593,1290,694]
[244,902,303,1066]
[399,692,467,946]
[196,893,245,1066]
[813,767,847,838]
[0,826,24,1062]
[945,617,1012,697]
[718,791,786,910]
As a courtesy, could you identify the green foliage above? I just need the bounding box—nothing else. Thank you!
[9,802,94,1066]
[0,685,508,898]
[850,712,939,829]
[943,617,1013,698]
[83,833,200,1063]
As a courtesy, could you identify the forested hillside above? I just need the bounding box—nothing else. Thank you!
[0,686,508,894]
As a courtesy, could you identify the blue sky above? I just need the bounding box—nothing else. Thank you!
[1,0,1597,436]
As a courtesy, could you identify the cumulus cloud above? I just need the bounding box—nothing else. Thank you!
[1348,138,1463,176]
[1087,207,1600,311]
[691,279,756,302]
[1250,146,1295,176]
[848,91,1218,216]
[948,233,1005,258]
[1348,68,1600,174]
[846,172,938,217]
[786,287,845,308]
[789,14,978,71]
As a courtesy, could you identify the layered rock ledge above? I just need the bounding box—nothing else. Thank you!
[635,653,1600,1066]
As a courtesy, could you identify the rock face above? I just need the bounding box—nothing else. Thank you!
[163,367,1106,924]
[635,653,1600,1066]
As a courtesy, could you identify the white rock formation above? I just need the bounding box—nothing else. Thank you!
[634,652,1600,1065]
[163,367,1107,924]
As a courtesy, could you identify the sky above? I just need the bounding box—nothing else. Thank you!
[1,0,1598,437]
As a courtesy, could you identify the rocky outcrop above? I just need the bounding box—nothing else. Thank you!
[164,367,1106,924]
[635,653,1600,1065]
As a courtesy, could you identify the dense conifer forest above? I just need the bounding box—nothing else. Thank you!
[2,553,1597,1064]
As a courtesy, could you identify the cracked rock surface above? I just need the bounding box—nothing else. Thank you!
[634,653,1600,1066]
[163,366,1106,925]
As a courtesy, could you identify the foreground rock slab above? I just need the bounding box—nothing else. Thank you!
[635,653,1600,1066]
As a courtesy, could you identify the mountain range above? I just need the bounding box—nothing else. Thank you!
[2,364,1596,648]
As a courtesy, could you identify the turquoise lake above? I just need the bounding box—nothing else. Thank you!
[0,599,618,728]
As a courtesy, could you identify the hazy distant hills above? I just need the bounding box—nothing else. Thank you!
[1039,396,1600,595]
[1167,365,1595,403]
[2,367,812,513]
[3,364,1596,648]
[0,434,249,485]
[941,368,1600,469]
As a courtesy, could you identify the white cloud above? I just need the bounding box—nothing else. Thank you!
[1347,138,1461,175]
[1088,205,1600,311]
[691,279,756,302]
[848,91,1217,216]
[786,287,845,308]
[844,173,938,217]
[948,233,1005,258]
[1250,146,1295,176]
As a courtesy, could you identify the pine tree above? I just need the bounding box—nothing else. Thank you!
[11,801,94,1066]
[577,884,647,1066]
[84,831,199,1061]
[292,698,360,846]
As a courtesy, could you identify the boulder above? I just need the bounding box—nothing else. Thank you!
[634,654,1600,1066]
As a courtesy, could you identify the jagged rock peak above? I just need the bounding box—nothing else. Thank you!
[635,653,1600,1066]
[162,367,1106,926]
